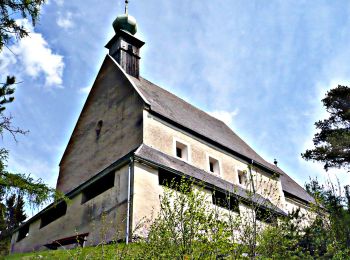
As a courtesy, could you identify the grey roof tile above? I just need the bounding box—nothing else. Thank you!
[129,76,314,205]
[135,144,286,215]
[279,169,315,204]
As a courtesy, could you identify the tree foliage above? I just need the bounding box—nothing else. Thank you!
[0,0,46,51]
[0,77,56,208]
[302,85,350,171]
[0,1,62,247]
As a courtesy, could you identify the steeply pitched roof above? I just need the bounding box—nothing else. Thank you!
[279,169,315,204]
[135,144,286,216]
[131,76,278,172]
[129,75,314,205]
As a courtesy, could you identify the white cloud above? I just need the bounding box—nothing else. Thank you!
[79,86,91,94]
[7,153,58,188]
[208,109,239,127]
[57,12,74,29]
[0,19,64,87]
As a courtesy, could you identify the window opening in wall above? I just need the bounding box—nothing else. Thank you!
[209,162,214,172]
[40,202,67,229]
[208,156,220,175]
[212,190,239,212]
[95,120,103,140]
[175,141,189,161]
[158,169,191,193]
[81,172,115,204]
[176,147,182,158]
[255,208,277,224]
[17,224,29,242]
[238,170,247,186]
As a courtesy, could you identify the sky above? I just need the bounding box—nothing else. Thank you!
[0,0,349,212]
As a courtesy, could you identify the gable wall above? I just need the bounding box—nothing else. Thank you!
[57,56,144,194]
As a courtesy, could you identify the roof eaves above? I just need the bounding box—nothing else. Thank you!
[134,147,286,216]
[13,149,137,233]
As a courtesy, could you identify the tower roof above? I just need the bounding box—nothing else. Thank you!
[112,0,137,35]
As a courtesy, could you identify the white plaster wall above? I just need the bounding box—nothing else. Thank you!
[143,111,285,208]
[132,164,271,242]
[132,162,162,236]
[11,165,129,254]
[284,197,315,227]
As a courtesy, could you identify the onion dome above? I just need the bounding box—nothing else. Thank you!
[113,14,137,35]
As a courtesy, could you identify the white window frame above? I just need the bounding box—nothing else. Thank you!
[237,169,248,187]
[235,165,250,188]
[173,137,191,163]
[206,154,221,176]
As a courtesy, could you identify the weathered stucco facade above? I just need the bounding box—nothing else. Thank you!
[11,165,129,253]
[57,56,144,194]
[10,13,315,253]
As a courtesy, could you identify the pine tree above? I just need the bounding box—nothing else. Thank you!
[302,85,350,171]
[5,194,16,231]
[14,195,26,226]
[0,0,46,51]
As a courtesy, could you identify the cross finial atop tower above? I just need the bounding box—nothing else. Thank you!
[125,0,129,14]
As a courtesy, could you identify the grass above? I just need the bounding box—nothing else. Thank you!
[3,243,142,260]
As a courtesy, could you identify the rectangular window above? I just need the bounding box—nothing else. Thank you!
[81,172,115,204]
[238,170,247,186]
[209,162,214,172]
[17,224,29,242]
[175,140,189,161]
[40,202,67,229]
[158,169,191,193]
[256,208,277,224]
[208,156,220,175]
[212,191,239,212]
[176,147,182,158]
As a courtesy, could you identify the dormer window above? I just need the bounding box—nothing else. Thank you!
[174,139,189,162]
[238,170,247,186]
[208,156,220,175]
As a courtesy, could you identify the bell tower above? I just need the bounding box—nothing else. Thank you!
[105,0,144,78]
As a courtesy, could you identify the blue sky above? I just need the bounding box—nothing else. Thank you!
[0,0,349,209]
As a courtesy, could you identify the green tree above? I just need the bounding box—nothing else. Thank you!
[0,1,63,252]
[140,178,241,259]
[302,85,350,171]
[5,194,26,231]
[0,0,45,51]
[301,178,350,258]
[0,1,56,205]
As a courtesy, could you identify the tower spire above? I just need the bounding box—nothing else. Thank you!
[125,0,128,15]
[107,0,144,78]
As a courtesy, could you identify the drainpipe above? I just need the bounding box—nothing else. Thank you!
[126,157,133,244]
[249,159,256,193]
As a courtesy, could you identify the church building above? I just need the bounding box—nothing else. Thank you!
[10,4,315,253]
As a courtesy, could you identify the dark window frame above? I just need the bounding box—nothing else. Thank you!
[158,169,191,193]
[40,202,67,229]
[212,190,240,213]
[255,207,277,224]
[81,172,115,204]
[17,224,30,242]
